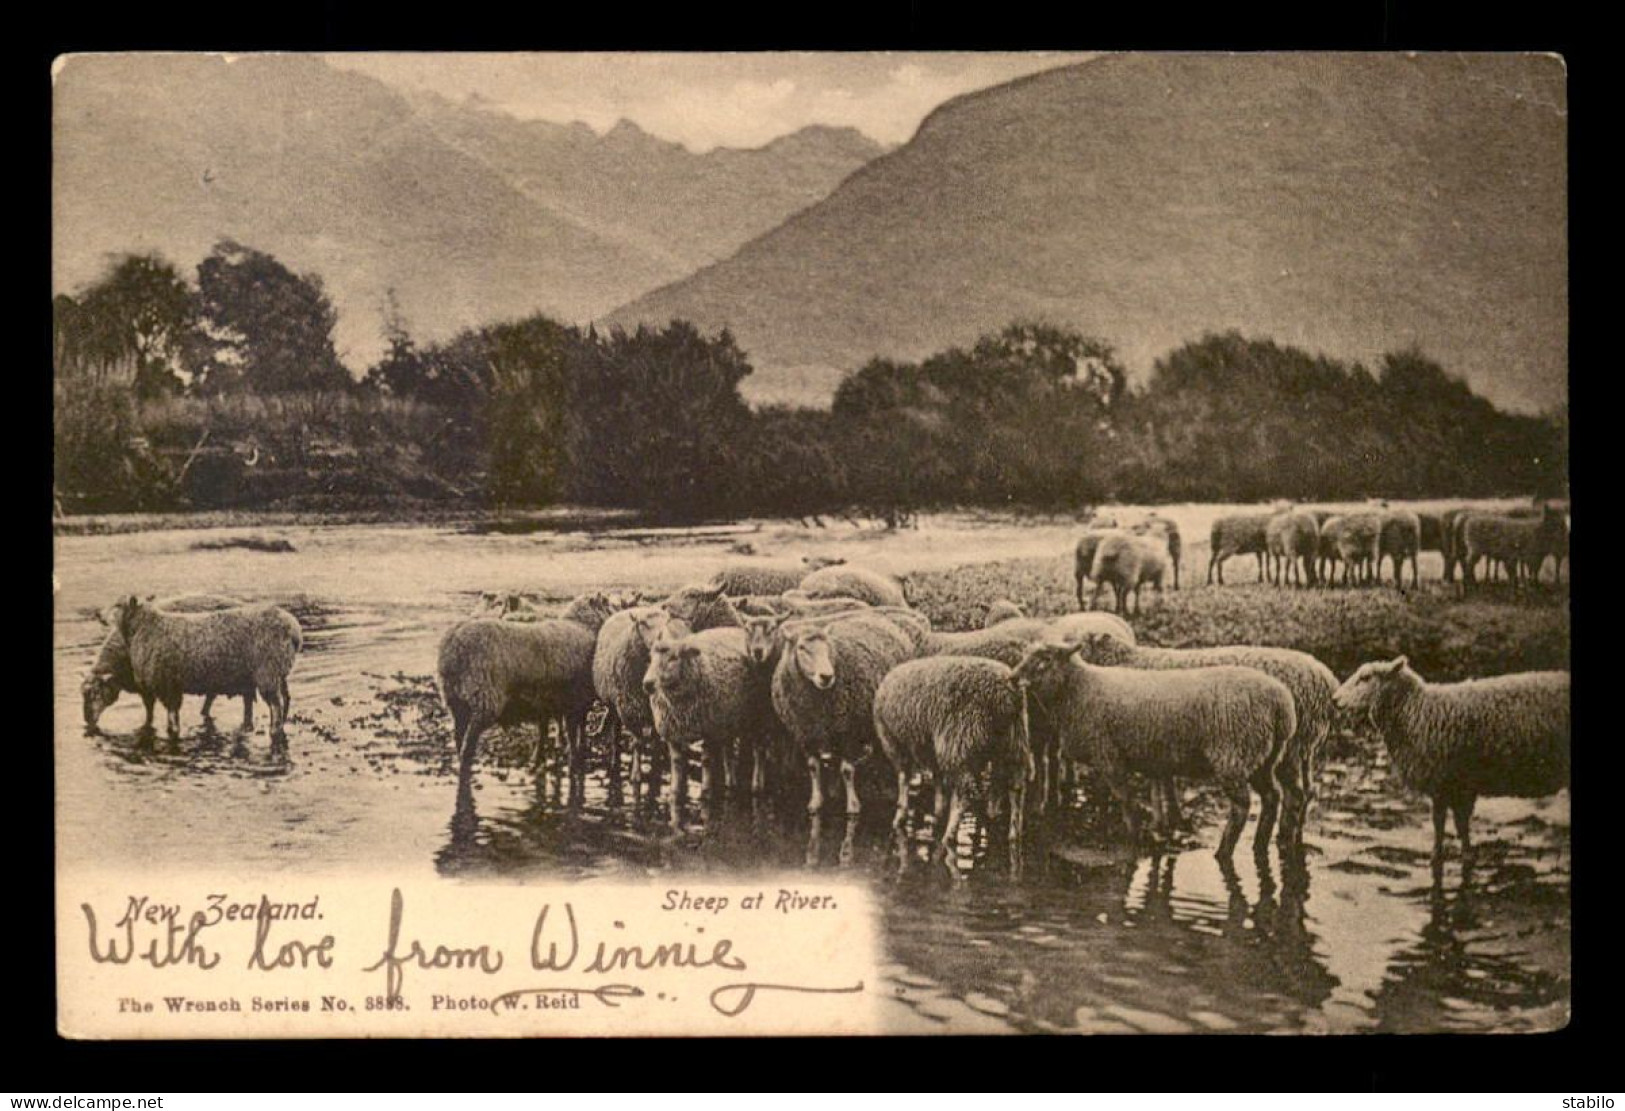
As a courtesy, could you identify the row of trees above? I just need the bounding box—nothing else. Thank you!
[54,244,1568,518]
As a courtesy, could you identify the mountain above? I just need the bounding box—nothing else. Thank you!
[52,54,886,371]
[606,54,1567,413]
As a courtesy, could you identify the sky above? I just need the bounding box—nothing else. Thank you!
[325,52,1095,152]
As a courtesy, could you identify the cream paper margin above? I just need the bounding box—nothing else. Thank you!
[57,869,882,1038]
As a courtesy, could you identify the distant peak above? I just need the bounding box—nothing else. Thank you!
[605,118,650,141]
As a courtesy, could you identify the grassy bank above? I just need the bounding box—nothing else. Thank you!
[909,555,1570,683]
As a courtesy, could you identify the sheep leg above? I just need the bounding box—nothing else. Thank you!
[1215,779,1253,860]
[893,770,911,831]
[241,693,255,732]
[666,736,689,827]
[1450,794,1476,861]
[931,783,964,869]
[1007,774,1026,876]
[1430,795,1450,861]
[1095,759,1142,843]
[202,694,216,718]
[840,759,862,816]
[805,756,825,814]
[164,697,183,742]
[1252,765,1282,855]
[1075,571,1086,610]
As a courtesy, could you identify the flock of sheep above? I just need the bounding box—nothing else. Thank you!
[1075,503,1571,614]
[78,519,1571,872]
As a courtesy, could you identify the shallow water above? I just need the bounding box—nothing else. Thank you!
[53,515,1570,1034]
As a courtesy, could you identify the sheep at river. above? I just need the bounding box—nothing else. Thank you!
[771,611,918,815]
[83,593,250,733]
[643,625,773,825]
[438,591,620,786]
[872,656,1031,868]
[103,595,302,744]
[1011,640,1295,858]
[1333,657,1569,858]
[1071,632,1337,845]
[592,605,683,794]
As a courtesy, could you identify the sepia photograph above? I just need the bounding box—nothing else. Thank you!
[51,49,1569,1038]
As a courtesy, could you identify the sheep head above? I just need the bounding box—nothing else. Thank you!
[1011,640,1084,693]
[107,594,150,640]
[1333,656,1415,724]
[82,670,120,731]
[620,607,672,649]
[643,634,702,697]
[1062,630,1132,665]
[788,628,836,691]
[742,613,789,665]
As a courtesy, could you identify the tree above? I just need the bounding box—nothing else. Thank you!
[192,240,351,394]
[55,253,196,396]
[564,322,754,518]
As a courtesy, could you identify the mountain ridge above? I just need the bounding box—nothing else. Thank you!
[607,53,1567,413]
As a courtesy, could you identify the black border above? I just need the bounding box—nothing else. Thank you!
[30,0,1604,1090]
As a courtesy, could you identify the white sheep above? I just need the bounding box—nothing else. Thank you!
[1011,640,1295,858]
[1333,657,1569,858]
[438,591,619,785]
[770,611,918,815]
[83,593,250,733]
[872,656,1031,868]
[643,625,772,826]
[1379,510,1422,589]
[1320,512,1382,586]
[592,605,682,796]
[1131,516,1183,590]
[1073,528,1127,608]
[982,599,1027,627]
[1266,511,1320,588]
[1089,532,1169,615]
[1071,632,1338,845]
[1207,514,1273,584]
[1461,506,1569,593]
[797,564,909,608]
[104,595,302,745]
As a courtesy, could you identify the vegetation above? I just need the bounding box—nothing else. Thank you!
[908,556,1570,684]
[54,246,1567,520]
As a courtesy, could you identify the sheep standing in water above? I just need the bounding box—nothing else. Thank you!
[872,656,1031,869]
[592,605,681,795]
[1011,640,1294,858]
[83,593,250,733]
[643,625,773,826]
[1333,657,1570,859]
[1071,632,1337,844]
[438,592,619,785]
[104,595,302,744]
[771,612,918,815]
